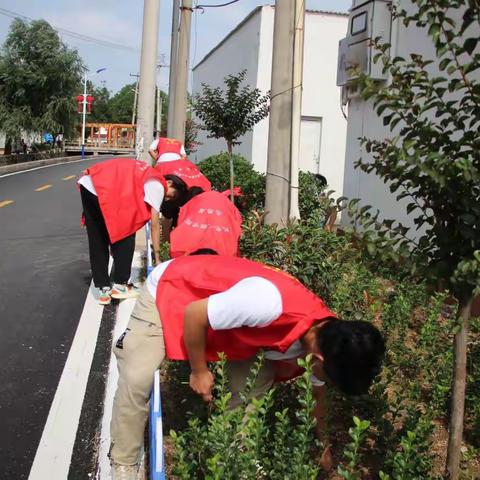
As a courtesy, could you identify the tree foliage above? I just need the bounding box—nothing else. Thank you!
[88,81,112,123]
[193,70,270,153]
[0,19,83,140]
[347,1,480,304]
[345,2,480,477]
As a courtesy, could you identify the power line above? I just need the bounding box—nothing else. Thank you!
[0,7,140,53]
[195,0,241,9]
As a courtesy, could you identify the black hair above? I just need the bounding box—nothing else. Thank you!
[181,186,205,206]
[314,174,328,189]
[189,248,218,256]
[164,174,188,198]
[317,319,385,396]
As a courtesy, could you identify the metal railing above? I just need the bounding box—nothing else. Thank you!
[145,222,165,479]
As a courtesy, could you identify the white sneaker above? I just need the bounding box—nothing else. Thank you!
[110,283,140,300]
[111,463,139,480]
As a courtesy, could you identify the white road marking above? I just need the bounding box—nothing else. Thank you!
[28,281,105,480]
[97,250,144,479]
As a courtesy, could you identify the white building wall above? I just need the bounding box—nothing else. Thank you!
[342,1,478,231]
[191,9,262,163]
[193,7,349,197]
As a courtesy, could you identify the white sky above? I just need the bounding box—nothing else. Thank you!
[0,1,352,93]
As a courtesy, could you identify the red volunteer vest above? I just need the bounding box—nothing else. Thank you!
[86,158,167,243]
[170,191,242,257]
[156,137,183,160]
[155,159,212,191]
[156,256,336,361]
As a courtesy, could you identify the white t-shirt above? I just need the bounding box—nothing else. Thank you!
[145,259,325,385]
[149,139,186,163]
[78,175,164,212]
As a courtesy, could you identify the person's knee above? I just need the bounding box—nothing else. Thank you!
[119,365,156,401]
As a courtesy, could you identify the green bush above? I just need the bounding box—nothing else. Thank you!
[197,153,265,212]
[298,171,333,226]
[170,354,320,480]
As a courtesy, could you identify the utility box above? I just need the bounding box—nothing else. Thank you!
[337,0,392,86]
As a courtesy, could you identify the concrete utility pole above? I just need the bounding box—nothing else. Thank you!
[171,0,192,143]
[130,73,140,126]
[167,0,180,137]
[289,0,305,219]
[264,0,297,225]
[136,0,161,163]
[156,86,162,134]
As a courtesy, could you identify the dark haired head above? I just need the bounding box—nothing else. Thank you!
[189,248,218,256]
[181,186,205,206]
[317,320,385,396]
[314,174,328,188]
[164,174,188,198]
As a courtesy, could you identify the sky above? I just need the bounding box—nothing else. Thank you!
[0,0,352,94]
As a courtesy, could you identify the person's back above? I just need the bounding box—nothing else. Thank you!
[170,191,242,257]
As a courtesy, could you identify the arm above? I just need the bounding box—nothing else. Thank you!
[150,209,161,264]
[313,385,333,471]
[148,149,158,164]
[184,299,214,402]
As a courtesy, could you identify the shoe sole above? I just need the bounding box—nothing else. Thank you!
[99,298,111,305]
[110,292,139,300]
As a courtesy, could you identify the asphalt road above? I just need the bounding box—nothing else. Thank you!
[0,156,117,479]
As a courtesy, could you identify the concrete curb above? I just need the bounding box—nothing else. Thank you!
[0,155,90,176]
[0,153,132,176]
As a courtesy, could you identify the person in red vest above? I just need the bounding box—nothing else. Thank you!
[109,254,385,477]
[148,136,185,164]
[78,158,187,305]
[169,190,243,258]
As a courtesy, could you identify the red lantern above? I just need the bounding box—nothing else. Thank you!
[86,95,94,113]
[76,95,95,114]
[76,95,84,113]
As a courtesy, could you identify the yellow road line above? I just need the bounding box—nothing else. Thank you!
[35,184,52,192]
[0,200,14,208]
[62,175,76,180]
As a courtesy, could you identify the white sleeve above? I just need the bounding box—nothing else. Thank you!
[149,139,159,150]
[143,179,165,212]
[207,277,282,330]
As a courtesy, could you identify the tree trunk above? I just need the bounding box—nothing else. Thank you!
[446,297,472,479]
[227,141,234,203]
[4,138,12,155]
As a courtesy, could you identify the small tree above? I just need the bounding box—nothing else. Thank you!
[347,2,480,478]
[193,70,269,200]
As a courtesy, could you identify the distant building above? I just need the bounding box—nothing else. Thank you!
[192,6,349,198]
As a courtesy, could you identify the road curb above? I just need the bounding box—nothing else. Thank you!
[0,153,132,176]
[0,155,91,176]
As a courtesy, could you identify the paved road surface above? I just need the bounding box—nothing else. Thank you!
[0,157,117,479]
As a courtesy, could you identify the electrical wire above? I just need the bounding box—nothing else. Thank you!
[0,7,140,53]
[195,0,241,9]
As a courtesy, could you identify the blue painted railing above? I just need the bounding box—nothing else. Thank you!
[149,369,166,480]
[145,224,165,479]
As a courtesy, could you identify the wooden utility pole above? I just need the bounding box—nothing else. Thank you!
[170,0,192,143]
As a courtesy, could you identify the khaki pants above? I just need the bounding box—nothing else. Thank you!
[110,287,276,465]
[110,287,164,465]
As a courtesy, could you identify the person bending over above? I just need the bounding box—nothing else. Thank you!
[78,158,187,305]
[109,254,385,479]
[169,190,243,259]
